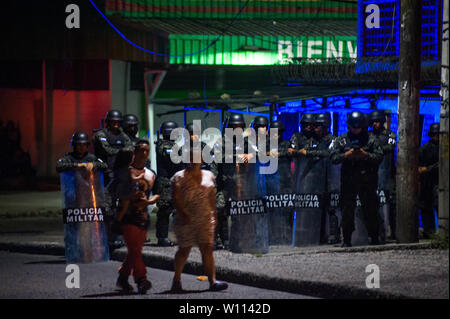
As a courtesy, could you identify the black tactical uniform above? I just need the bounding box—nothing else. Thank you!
[154,121,182,247]
[216,115,249,250]
[122,114,140,145]
[92,110,133,187]
[419,123,440,238]
[56,132,107,173]
[307,113,335,244]
[222,114,270,253]
[369,110,397,240]
[289,113,315,183]
[289,113,315,151]
[122,114,151,169]
[92,110,133,249]
[330,111,384,247]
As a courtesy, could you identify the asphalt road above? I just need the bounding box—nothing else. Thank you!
[0,251,316,300]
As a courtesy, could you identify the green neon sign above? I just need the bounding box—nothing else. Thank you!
[169,34,357,65]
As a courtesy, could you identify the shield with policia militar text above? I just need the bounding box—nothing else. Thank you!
[59,171,109,263]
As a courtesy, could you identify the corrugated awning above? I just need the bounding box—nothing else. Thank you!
[122,18,356,37]
[105,0,357,20]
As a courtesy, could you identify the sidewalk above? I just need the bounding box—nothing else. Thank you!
[0,192,448,299]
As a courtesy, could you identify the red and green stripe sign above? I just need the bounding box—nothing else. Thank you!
[105,0,357,19]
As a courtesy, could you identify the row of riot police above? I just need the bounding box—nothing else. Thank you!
[154,111,390,252]
[62,108,439,254]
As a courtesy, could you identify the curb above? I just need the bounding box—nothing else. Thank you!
[0,241,65,256]
[0,211,61,219]
[0,241,432,299]
[111,249,410,299]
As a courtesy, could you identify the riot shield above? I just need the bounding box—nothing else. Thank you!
[294,156,326,246]
[227,161,269,254]
[267,147,294,245]
[60,171,109,263]
[326,160,342,244]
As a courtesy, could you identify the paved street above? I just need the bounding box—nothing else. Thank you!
[0,251,315,299]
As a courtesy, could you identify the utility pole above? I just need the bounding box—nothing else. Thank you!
[439,0,449,238]
[396,0,422,243]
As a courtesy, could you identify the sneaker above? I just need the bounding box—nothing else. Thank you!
[157,238,175,247]
[137,278,152,294]
[170,280,183,293]
[210,280,228,291]
[116,275,134,292]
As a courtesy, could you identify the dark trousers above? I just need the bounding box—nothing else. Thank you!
[120,224,147,282]
[215,207,229,242]
[420,185,438,236]
[156,207,172,239]
[341,174,380,242]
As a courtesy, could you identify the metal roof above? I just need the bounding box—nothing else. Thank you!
[122,18,357,37]
[105,0,357,20]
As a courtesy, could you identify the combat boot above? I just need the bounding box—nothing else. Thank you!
[341,232,352,248]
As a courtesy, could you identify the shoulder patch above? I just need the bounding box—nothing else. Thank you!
[100,137,107,142]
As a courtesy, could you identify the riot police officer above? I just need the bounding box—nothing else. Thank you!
[93,110,133,249]
[293,113,332,246]
[330,111,384,247]
[252,116,270,197]
[288,113,315,183]
[309,113,336,244]
[123,114,151,170]
[419,122,440,238]
[214,114,248,250]
[288,113,315,155]
[369,110,397,241]
[223,113,269,253]
[154,121,182,247]
[56,132,107,173]
[92,110,133,187]
[122,114,140,145]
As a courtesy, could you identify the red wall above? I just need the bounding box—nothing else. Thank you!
[0,88,111,176]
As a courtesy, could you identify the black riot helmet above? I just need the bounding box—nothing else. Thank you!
[122,114,139,137]
[252,116,269,130]
[123,114,139,126]
[186,122,201,136]
[314,112,331,128]
[269,120,285,135]
[160,121,178,138]
[347,111,367,130]
[226,113,246,128]
[71,131,90,146]
[300,113,315,125]
[428,122,440,136]
[105,110,123,122]
[368,110,386,125]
